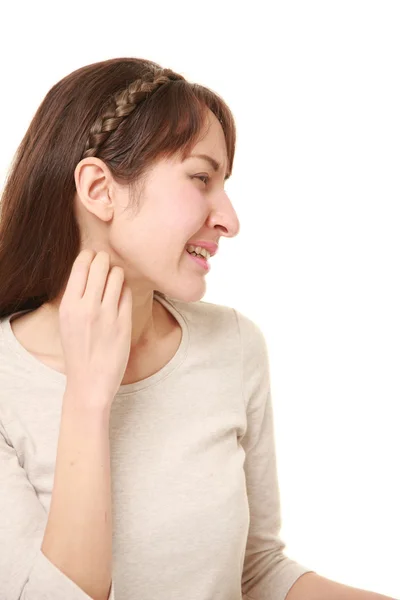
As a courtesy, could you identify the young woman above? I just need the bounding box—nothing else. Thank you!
[0,58,392,600]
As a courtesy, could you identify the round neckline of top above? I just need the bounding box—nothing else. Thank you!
[1,293,190,396]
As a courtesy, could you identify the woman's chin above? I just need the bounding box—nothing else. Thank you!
[158,280,207,304]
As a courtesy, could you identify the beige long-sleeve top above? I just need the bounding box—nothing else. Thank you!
[0,293,314,600]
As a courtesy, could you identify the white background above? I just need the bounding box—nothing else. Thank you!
[1,2,399,597]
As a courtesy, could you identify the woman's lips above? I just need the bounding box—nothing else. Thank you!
[186,249,211,272]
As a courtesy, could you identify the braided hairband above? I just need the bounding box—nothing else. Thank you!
[82,68,185,160]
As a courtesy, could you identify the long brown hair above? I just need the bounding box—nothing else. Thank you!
[0,57,236,320]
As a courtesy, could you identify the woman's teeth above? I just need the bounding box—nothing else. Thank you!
[186,245,211,260]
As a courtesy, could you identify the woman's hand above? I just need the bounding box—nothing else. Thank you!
[59,249,132,404]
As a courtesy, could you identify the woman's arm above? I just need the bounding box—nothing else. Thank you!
[236,309,315,599]
[235,309,394,600]
[41,387,114,600]
[286,571,395,599]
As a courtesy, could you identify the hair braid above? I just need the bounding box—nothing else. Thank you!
[82,68,185,159]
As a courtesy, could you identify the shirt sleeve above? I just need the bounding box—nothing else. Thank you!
[235,309,316,600]
[0,421,115,600]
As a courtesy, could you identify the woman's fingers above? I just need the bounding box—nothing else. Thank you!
[83,251,112,306]
[61,249,96,304]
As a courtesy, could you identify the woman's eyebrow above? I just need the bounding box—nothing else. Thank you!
[188,153,229,180]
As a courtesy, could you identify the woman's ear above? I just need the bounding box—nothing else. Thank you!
[74,157,115,222]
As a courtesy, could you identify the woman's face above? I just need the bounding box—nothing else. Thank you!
[75,110,240,302]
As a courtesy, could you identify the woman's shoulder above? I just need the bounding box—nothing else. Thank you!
[166,296,265,348]
[166,295,237,330]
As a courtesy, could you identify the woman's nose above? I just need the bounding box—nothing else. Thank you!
[206,192,240,238]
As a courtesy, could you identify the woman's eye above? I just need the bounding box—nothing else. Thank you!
[193,174,210,185]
